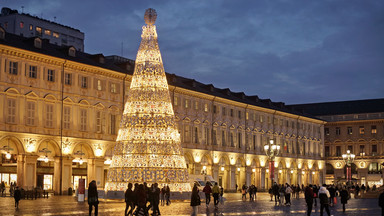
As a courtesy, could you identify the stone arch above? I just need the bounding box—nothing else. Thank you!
[43,93,57,101]
[219,155,230,166]
[63,96,74,104]
[201,153,212,165]
[71,142,95,159]
[236,157,245,167]
[326,163,334,174]
[78,99,90,106]
[184,152,193,165]
[25,91,39,98]
[4,87,20,95]
[0,135,25,154]
[36,139,61,157]
[251,158,260,168]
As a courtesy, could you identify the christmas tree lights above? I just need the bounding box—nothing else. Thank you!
[105,8,191,192]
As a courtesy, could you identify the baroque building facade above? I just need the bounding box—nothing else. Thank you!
[290,99,384,186]
[0,28,325,194]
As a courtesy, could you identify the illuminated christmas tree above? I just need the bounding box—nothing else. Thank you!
[105,8,191,192]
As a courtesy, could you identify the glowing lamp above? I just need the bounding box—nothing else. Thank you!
[279,170,282,174]
[5,152,11,160]
[252,168,256,173]
[237,167,240,172]
[221,167,225,171]
[202,166,207,170]
[302,171,305,175]
[290,170,294,174]
[95,148,103,157]
[266,169,269,173]
[79,158,84,165]
[312,171,315,175]
[44,156,49,163]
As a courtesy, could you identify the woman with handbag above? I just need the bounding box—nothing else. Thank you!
[88,180,99,216]
[191,184,201,216]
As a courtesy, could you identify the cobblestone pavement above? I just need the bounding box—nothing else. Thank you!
[0,192,381,216]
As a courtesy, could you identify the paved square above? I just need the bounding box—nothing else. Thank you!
[0,192,381,215]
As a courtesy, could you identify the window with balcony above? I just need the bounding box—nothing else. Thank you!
[368,162,382,174]
[348,145,353,152]
[336,146,341,157]
[325,146,330,157]
[359,145,365,156]
[372,145,377,156]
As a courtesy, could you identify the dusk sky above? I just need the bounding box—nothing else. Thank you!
[3,0,383,104]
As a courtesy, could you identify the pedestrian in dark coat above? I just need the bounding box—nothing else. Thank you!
[88,180,99,216]
[191,184,201,216]
[125,183,134,216]
[14,186,21,208]
[272,182,280,204]
[136,184,148,216]
[202,182,212,207]
[152,183,161,216]
[340,187,349,212]
[379,189,384,216]
[305,185,314,216]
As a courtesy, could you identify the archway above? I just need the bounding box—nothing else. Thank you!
[183,152,194,175]
[218,156,230,189]
[0,136,23,187]
[71,143,94,191]
[36,139,60,191]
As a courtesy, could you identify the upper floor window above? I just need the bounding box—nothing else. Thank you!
[29,24,33,31]
[238,110,241,118]
[347,127,352,135]
[193,127,199,144]
[204,104,208,112]
[325,146,330,157]
[212,129,217,145]
[194,101,199,110]
[110,83,117,93]
[64,73,72,85]
[28,65,37,78]
[110,114,116,135]
[9,61,18,75]
[44,29,51,36]
[359,126,365,135]
[96,111,102,133]
[237,133,242,148]
[213,105,217,114]
[53,32,59,38]
[81,76,88,88]
[80,109,87,131]
[174,97,178,106]
[372,144,377,155]
[63,107,71,130]
[26,101,36,126]
[45,104,54,128]
[325,128,330,136]
[336,146,341,157]
[348,145,353,152]
[184,125,190,143]
[371,125,377,134]
[6,99,16,124]
[222,131,226,146]
[252,135,256,150]
[47,69,55,82]
[359,145,365,154]
[230,132,234,147]
[184,99,189,108]
[246,112,249,120]
[260,115,263,123]
[36,26,42,35]
[230,109,234,117]
[336,127,341,135]
[222,107,226,116]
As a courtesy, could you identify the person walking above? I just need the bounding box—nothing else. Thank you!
[202,182,212,208]
[328,185,336,206]
[136,184,148,216]
[125,183,134,216]
[272,182,280,204]
[313,185,319,207]
[305,184,314,216]
[0,181,5,196]
[212,182,220,209]
[241,184,247,200]
[340,186,349,212]
[379,189,384,216]
[279,184,285,205]
[151,183,161,216]
[14,186,21,208]
[318,184,331,216]
[190,184,201,216]
[160,186,166,206]
[165,185,171,206]
[285,184,293,206]
[88,180,99,216]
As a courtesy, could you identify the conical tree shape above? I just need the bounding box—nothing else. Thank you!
[105,8,191,192]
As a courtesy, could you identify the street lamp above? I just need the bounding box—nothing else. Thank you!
[342,150,355,184]
[264,139,280,188]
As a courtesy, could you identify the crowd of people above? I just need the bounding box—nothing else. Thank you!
[191,181,224,216]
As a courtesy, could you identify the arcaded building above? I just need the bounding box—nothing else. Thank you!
[289,99,384,186]
[0,27,325,194]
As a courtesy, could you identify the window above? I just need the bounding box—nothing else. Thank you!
[230,132,234,147]
[29,24,33,31]
[213,105,217,114]
[237,133,242,148]
[44,29,51,35]
[9,61,18,75]
[336,146,341,157]
[28,65,37,78]
[359,126,365,134]
[7,99,16,124]
[268,116,272,124]
[194,101,198,110]
[46,104,54,128]
[372,145,377,155]
[96,111,102,133]
[371,125,377,134]
[174,97,178,106]
[26,101,36,126]
[348,145,353,152]
[110,83,117,93]
[64,73,72,85]
[36,26,42,35]
[212,130,217,145]
[20,22,24,28]
[193,127,199,144]
[238,111,241,118]
[246,112,249,120]
[205,127,209,145]
[81,76,88,88]
[336,127,341,135]
[359,145,365,154]
[368,162,382,174]
[252,135,256,150]
[204,104,208,112]
[325,146,330,157]
[80,109,87,131]
[47,69,55,82]
[260,115,263,123]
[184,125,190,143]
[63,107,71,129]
[53,32,59,38]
[222,131,226,146]
[325,128,329,136]
[347,127,352,135]
[222,107,226,116]
[110,114,116,135]
[230,109,233,117]
[184,99,189,108]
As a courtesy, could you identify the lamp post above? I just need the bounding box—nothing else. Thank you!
[342,150,355,185]
[264,139,280,188]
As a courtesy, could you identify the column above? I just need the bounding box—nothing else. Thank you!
[286,170,291,184]
[239,167,246,186]
[229,165,236,191]
[309,171,313,184]
[260,168,265,190]
[297,169,302,186]
[17,154,25,187]
[54,156,73,195]
[245,167,251,186]
[211,165,219,183]
[87,158,106,188]
[23,155,38,190]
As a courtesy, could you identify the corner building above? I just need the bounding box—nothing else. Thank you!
[0,28,325,194]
